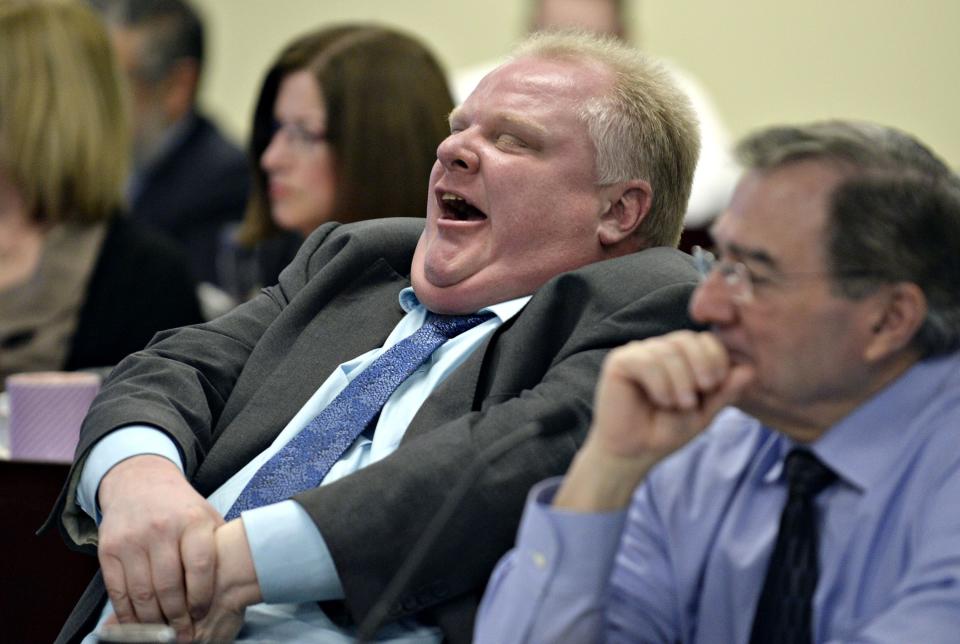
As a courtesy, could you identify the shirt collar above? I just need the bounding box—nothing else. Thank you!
[399,287,531,324]
[814,351,960,491]
[759,351,960,492]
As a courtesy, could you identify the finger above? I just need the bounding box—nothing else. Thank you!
[690,332,730,391]
[618,336,702,410]
[181,520,218,621]
[608,340,680,409]
[100,549,138,624]
[122,546,164,624]
[722,363,757,400]
[651,341,700,410]
[702,362,756,420]
[149,538,193,640]
[660,331,733,407]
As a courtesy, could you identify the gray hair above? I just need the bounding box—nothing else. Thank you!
[512,30,701,248]
[736,120,960,356]
[87,0,204,81]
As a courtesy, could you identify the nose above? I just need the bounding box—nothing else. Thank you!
[260,130,288,172]
[436,130,479,173]
[688,270,738,326]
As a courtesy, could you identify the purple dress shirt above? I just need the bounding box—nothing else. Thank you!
[476,351,960,643]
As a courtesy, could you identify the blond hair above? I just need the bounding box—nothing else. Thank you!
[513,30,700,247]
[0,0,129,224]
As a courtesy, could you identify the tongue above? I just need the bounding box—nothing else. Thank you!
[450,201,486,221]
[454,204,487,221]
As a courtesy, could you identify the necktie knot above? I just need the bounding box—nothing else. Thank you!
[425,311,494,339]
[785,448,836,500]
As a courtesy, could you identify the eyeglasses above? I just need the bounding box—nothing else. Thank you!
[692,245,879,303]
[269,119,327,152]
[692,245,755,302]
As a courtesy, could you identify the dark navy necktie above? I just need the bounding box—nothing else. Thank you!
[225,311,493,520]
[749,448,837,644]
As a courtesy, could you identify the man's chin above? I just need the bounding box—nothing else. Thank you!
[410,265,472,314]
[421,264,466,290]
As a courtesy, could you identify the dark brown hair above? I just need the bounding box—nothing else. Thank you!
[237,24,454,245]
[736,120,960,356]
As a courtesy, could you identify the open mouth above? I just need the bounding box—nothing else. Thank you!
[439,192,487,222]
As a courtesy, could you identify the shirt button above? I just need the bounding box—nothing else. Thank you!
[532,551,547,569]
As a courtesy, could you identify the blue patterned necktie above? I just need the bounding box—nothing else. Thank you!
[749,448,837,644]
[224,311,493,520]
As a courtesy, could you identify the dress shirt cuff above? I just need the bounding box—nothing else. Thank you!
[523,477,628,597]
[77,425,184,524]
[476,477,628,644]
[241,500,345,603]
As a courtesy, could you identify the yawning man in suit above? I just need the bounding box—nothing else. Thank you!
[50,31,702,643]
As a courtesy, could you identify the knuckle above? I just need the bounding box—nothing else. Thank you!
[181,504,206,523]
[98,536,122,556]
[128,583,156,605]
[153,577,182,598]
[185,551,215,575]
[99,524,138,553]
[148,514,177,534]
[663,331,694,352]
[105,586,130,605]
[608,341,641,365]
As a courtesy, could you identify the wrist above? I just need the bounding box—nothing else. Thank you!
[98,454,181,511]
[553,439,658,512]
[216,519,263,609]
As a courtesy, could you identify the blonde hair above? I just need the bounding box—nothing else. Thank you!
[0,0,129,224]
[513,30,700,248]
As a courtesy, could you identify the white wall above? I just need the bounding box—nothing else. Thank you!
[192,0,960,168]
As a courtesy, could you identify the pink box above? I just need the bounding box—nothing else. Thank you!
[6,371,101,463]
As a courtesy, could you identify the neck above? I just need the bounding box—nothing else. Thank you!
[751,351,921,443]
[0,219,45,291]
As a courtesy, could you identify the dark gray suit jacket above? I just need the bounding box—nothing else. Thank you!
[50,217,699,643]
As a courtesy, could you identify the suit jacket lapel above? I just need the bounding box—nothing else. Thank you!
[194,260,409,493]
[404,324,499,441]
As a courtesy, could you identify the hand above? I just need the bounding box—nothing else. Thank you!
[97,455,224,642]
[555,331,754,511]
[192,520,262,643]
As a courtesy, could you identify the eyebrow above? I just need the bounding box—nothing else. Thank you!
[498,114,549,138]
[447,107,549,138]
[447,106,463,126]
[708,227,780,271]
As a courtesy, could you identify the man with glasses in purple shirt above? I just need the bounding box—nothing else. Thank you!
[476,120,960,644]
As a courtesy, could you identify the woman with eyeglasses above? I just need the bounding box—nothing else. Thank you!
[219,24,454,301]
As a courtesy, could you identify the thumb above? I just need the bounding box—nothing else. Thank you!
[725,363,756,398]
[700,363,756,420]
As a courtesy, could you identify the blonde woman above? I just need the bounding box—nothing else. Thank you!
[0,0,202,384]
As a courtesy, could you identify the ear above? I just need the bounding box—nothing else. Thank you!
[597,179,653,248]
[863,282,927,362]
[161,59,200,124]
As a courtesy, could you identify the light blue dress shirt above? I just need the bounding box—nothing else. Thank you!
[475,350,960,644]
[78,288,529,642]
